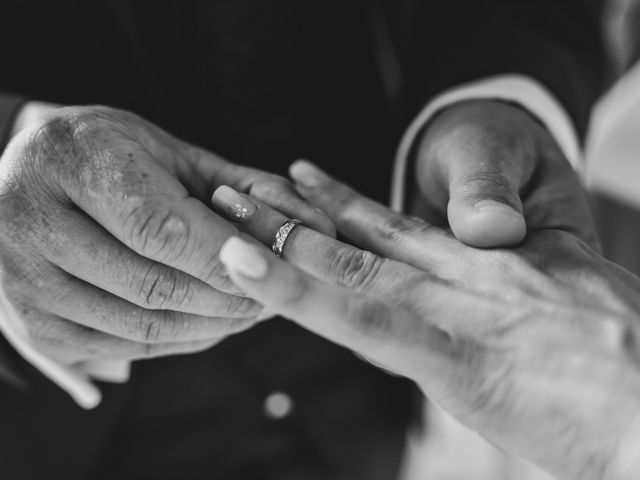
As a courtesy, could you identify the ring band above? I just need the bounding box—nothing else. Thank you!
[272,218,303,258]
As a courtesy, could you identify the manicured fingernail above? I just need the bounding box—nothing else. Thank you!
[474,200,523,219]
[211,186,258,222]
[219,237,268,279]
[290,160,327,188]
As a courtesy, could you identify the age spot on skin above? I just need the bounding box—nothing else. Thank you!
[78,148,125,199]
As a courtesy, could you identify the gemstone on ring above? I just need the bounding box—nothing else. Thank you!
[272,218,303,258]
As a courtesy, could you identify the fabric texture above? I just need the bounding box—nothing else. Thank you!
[0,92,26,151]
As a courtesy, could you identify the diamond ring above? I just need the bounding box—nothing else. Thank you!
[272,218,303,258]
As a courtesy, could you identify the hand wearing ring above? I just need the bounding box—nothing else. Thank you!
[211,186,317,261]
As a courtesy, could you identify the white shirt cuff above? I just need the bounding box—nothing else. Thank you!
[0,285,130,409]
[391,74,582,212]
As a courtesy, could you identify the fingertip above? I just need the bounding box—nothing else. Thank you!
[449,200,526,248]
[289,159,327,189]
[288,160,337,237]
[219,237,269,279]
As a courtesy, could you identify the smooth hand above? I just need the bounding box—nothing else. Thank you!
[0,105,334,365]
[413,100,598,248]
[214,162,640,480]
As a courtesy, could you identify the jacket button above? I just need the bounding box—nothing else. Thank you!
[264,391,294,419]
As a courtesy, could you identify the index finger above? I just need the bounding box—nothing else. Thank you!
[42,120,248,295]
[289,160,467,274]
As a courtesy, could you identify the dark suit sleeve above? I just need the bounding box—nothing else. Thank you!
[0,333,28,389]
[392,0,607,141]
[0,92,27,152]
[0,92,30,388]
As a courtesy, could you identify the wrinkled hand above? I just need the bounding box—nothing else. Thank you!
[214,162,640,480]
[413,100,598,248]
[0,105,334,365]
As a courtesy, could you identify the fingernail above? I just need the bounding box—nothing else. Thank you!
[211,186,258,222]
[290,160,327,188]
[474,200,523,219]
[219,237,268,279]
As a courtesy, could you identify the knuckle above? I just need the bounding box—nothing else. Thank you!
[28,110,101,171]
[24,110,117,194]
[278,273,312,308]
[28,108,148,203]
[125,204,190,262]
[133,263,192,310]
[329,248,384,290]
[28,114,81,161]
[332,188,359,216]
[457,171,519,205]
[525,229,579,260]
[347,298,391,336]
[134,310,161,343]
[134,309,190,344]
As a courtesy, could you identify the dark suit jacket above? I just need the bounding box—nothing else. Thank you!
[0,1,606,479]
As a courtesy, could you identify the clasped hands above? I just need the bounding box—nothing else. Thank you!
[2,101,638,479]
[0,104,335,363]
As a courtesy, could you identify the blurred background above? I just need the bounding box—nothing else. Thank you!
[590,0,640,275]
[403,1,640,478]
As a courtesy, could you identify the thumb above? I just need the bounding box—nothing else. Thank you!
[416,101,536,248]
[446,157,527,247]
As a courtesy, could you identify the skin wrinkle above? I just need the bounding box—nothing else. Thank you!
[142,266,164,307]
[125,202,190,263]
[329,248,384,291]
